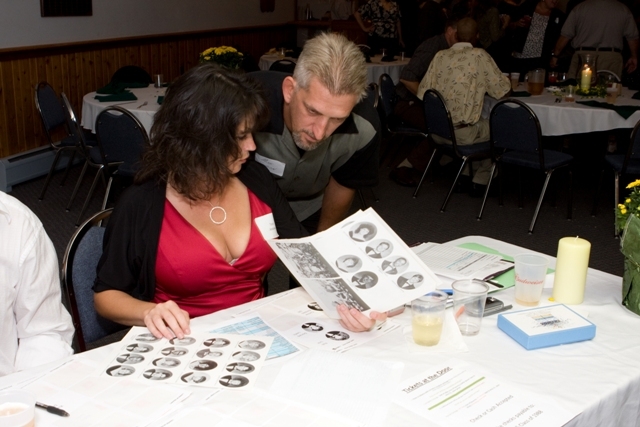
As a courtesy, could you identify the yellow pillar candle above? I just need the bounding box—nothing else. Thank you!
[552,237,591,304]
[580,67,592,91]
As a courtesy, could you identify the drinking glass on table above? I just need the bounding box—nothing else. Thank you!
[452,279,490,336]
[510,72,520,91]
[514,253,548,306]
[411,290,448,346]
[548,71,558,84]
[557,72,567,83]
[564,85,575,102]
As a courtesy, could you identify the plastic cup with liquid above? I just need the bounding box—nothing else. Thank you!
[0,390,35,427]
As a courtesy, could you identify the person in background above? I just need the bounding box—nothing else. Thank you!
[355,0,405,54]
[471,0,511,66]
[0,191,74,376]
[417,0,448,43]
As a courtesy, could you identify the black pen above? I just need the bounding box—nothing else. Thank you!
[36,402,69,417]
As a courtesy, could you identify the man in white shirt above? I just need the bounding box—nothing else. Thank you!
[0,191,74,376]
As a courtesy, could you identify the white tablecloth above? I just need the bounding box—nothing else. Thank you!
[81,86,166,134]
[483,86,640,136]
[1,236,638,426]
[259,53,410,85]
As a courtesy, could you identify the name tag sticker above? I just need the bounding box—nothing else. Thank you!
[255,153,285,177]
[255,213,278,240]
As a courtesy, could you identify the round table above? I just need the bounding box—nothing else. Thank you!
[81,85,166,134]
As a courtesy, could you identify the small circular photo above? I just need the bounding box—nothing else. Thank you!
[106,365,135,377]
[325,331,350,341]
[203,338,231,348]
[143,368,173,381]
[181,372,210,384]
[196,349,224,358]
[170,336,196,346]
[116,353,145,364]
[397,272,425,290]
[188,360,218,371]
[161,347,188,357]
[381,256,409,275]
[232,351,260,362]
[238,340,266,350]
[153,357,181,368]
[225,362,255,374]
[348,222,377,242]
[302,322,324,332]
[352,271,379,289]
[335,255,363,273]
[125,343,153,353]
[219,375,249,388]
[135,333,159,342]
[307,302,323,311]
[365,240,393,259]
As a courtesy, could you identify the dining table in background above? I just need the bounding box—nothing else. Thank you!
[0,236,638,426]
[258,53,410,85]
[81,85,166,134]
[483,86,640,136]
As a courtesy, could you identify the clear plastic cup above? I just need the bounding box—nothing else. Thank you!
[0,390,35,427]
[514,253,548,306]
[411,290,448,346]
[452,279,490,336]
[510,72,520,91]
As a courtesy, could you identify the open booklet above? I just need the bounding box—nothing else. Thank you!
[268,208,441,319]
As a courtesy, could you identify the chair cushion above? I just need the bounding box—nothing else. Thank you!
[59,135,77,148]
[501,149,573,169]
[605,155,640,175]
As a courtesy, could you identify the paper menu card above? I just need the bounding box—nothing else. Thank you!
[269,208,441,318]
[102,327,273,389]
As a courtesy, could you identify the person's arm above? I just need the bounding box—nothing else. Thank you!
[94,290,190,340]
[14,228,74,372]
[317,177,356,232]
[400,79,420,95]
[354,9,375,33]
[549,35,570,68]
[626,38,639,73]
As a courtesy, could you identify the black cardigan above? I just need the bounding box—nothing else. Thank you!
[93,160,307,302]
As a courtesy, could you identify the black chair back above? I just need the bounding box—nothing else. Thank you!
[378,73,397,119]
[61,93,94,151]
[622,120,640,174]
[61,208,124,352]
[422,89,456,143]
[95,107,149,176]
[490,99,543,166]
[364,82,379,110]
[111,65,152,85]
[269,59,296,74]
[35,82,67,143]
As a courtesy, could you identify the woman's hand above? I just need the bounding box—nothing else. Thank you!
[143,301,191,340]
[337,305,388,332]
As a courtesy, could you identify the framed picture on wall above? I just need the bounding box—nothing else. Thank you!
[41,0,92,17]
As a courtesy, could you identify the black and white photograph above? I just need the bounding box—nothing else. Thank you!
[219,375,249,388]
[275,242,338,279]
[170,336,197,346]
[126,343,153,353]
[302,278,369,315]
[302,322,324,332]
[232,351,261,362]
[397,272,426,290]
[365,240,393,259]
[161,347,189,357]
[135,333,160,343]
[381,256,409,275]
[189,360,218,371]
[116,353,145,364]
[335,254,363,273]
[352,271,379,289]
[152,357,181,368]
[143,368,173,381]
[325,331,350,341]
[203,338,231,348]
[196,349,224,358]
[181,372,210,384]
[348,222,377,242]
[106,365,135,377]
[238,340,266,350]
[225,362,255,374]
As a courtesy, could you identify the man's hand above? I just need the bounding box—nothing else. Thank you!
[143,301,191,340]
[337,305,388,332]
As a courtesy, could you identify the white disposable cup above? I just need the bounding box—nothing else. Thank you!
[510,72,520,90]
[400,51,405,61]
[0,390,35,427]
[381,48,387,57]
[154,74,163,88]
[452,279,490,336]
[514,253,548,306]
[411,290,448,346]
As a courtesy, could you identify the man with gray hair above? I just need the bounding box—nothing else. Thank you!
[251,33,381,233]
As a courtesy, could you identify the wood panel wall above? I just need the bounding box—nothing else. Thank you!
[0,25,295,158]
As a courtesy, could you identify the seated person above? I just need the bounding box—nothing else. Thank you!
[94,64,385,338]
[0,191,74,376]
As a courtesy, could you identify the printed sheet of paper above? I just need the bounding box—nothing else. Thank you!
[393,361,574,427]
[209,315,301,360]
[281,315,400,353]
[270,349,403,427]
[102,327,272,390]
[269,209,441,318]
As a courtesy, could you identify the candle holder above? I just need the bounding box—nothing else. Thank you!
[578,53,597,87]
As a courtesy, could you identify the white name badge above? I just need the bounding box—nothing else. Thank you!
[255,213,278,240]
[255,153,286,177]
